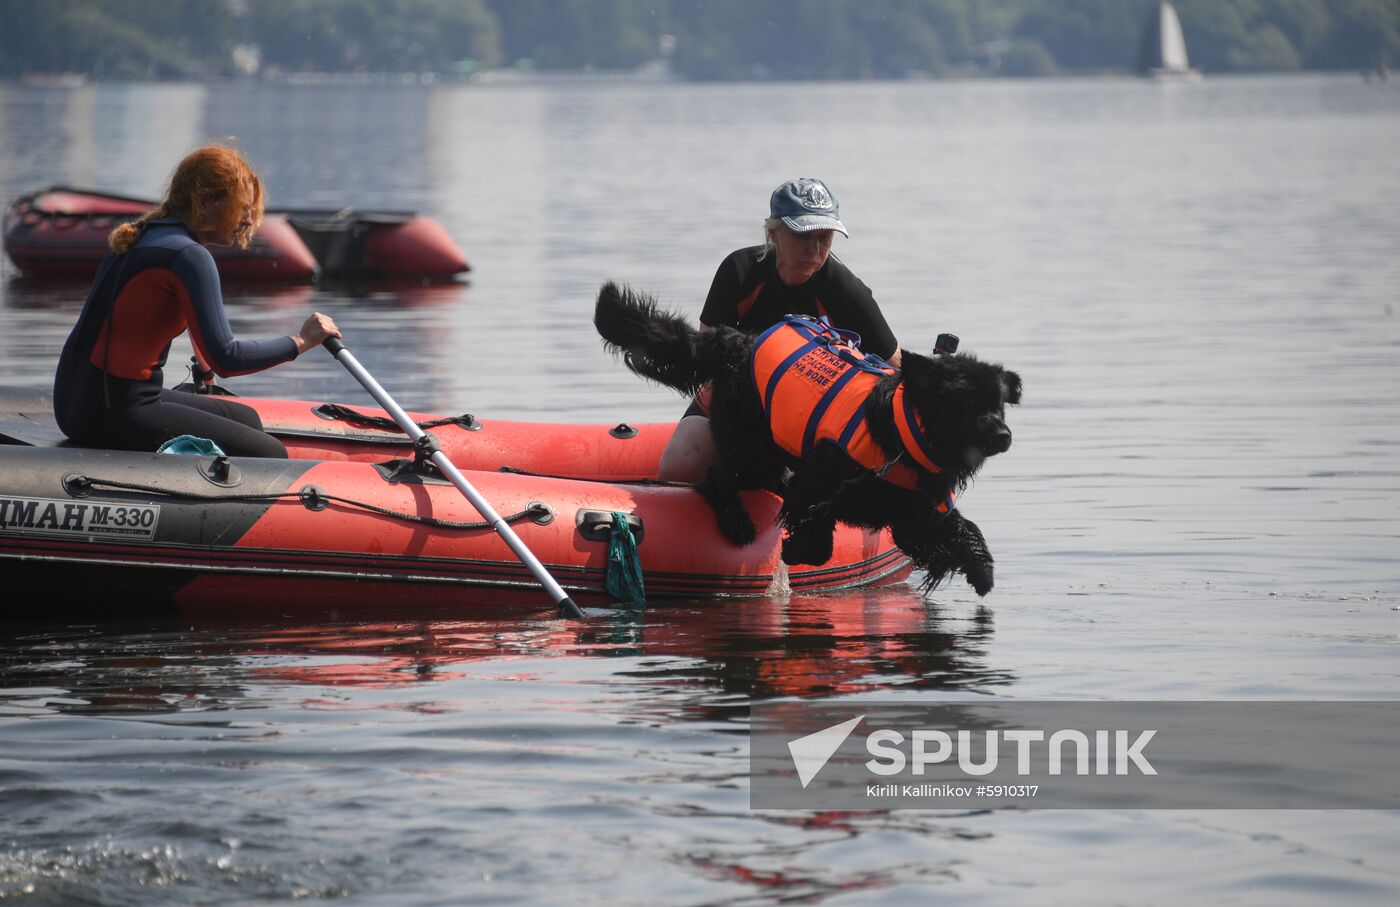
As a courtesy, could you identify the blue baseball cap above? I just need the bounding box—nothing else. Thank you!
[770,178,848,237]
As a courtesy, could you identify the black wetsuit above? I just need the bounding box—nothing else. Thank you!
[684,245,898,417]
[53,218,298,457]
[701,245,898,357]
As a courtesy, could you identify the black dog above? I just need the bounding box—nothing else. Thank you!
[594,282,1020,596]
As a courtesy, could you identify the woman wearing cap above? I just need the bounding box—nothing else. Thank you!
[658,177,901,482]
[53,143,340,458]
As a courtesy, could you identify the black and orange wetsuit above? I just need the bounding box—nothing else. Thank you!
[685,246,898,417]
[53,218,298,457]
[701,246,897,357]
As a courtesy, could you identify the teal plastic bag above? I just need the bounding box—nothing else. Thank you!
[157,435,226,456]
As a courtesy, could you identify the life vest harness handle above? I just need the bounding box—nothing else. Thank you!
[779,314,896,376]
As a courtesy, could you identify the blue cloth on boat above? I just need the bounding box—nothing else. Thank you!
[157,434,226,456]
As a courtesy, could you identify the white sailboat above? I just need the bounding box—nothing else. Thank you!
[1138,1,1202,80]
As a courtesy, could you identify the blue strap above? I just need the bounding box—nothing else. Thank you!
[801,363,863,457]
[837,401,870,450]
[761,339,821,414]
[782,313,863,347]
[782,314,891,376]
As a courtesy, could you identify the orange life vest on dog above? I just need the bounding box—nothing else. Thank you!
[750,316,955,511]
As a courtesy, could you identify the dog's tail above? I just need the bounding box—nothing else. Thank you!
[594,281,716,397]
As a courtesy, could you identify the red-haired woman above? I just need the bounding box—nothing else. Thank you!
[53,144,339,458]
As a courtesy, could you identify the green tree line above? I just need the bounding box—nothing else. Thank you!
[2,0,1396,81]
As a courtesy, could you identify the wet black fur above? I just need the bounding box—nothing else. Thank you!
[594,282,1021,597]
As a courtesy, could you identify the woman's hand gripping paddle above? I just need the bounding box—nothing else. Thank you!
[323,337,585,619]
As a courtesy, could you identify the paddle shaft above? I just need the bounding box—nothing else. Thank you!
[322,338,584,619]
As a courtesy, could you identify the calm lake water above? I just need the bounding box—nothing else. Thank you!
[2,75,1399,904]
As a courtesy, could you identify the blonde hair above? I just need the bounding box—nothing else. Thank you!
[756,216,782,262]
[108,143,265,252]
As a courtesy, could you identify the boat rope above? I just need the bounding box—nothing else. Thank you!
[313,402,479,433]
[12,199,131,231]
[65,474,549,531]
[496,465,691,488]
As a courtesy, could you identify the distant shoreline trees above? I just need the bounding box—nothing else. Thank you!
[1,0,1395,82]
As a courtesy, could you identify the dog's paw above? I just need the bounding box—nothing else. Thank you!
[951,512,995,597]
[696,468,757,546]
[717,510,757,547]
[962,558,994,597]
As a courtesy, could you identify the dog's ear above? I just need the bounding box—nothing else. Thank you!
[596,280,624,309]
[906,352,970,398]
[1002,370,1022,405]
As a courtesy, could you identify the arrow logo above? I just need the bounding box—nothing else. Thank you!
[787,715,864,788]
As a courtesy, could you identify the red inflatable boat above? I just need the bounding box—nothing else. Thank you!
[3,187,469,281]
[0,386,912,617]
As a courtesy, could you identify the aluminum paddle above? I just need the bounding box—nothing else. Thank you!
[323,337,585,619]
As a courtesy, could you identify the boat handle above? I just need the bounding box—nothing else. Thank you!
[575,509,644,544]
